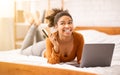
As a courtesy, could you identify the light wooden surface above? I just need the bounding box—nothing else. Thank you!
[74,26,120,35]
[0,62,96,75]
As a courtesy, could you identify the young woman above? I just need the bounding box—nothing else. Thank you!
[44,9,84,64]
[21,9,84,64]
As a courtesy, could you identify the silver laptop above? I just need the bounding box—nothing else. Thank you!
[80,43,115,67]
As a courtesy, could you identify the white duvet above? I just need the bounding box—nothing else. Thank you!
[0,30,120,75]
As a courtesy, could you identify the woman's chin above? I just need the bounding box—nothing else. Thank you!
[63,33,72,37]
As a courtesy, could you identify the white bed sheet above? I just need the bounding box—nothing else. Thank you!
[0,30,120,75]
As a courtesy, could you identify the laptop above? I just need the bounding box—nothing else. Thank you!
[80,43,115,67]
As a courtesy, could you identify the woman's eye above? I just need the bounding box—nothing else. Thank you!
[60,22,65,25]
[59,21,72,25]
[68,21,72,24]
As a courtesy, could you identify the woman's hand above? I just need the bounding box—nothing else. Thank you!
[49,33,59,53]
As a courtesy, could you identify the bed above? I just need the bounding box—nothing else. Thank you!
[0,26,120,75]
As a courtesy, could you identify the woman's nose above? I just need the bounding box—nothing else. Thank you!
[65,24,69,27]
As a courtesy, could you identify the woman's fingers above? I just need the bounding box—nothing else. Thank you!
[49,34,56,43]
[49,33,59,53]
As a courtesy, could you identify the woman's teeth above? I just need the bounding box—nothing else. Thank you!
[65,29,70,32]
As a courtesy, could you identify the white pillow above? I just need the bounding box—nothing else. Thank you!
[75,30,108,43]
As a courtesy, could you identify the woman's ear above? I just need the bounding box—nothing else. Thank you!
[54,24,58,29]
[51,24,57,33]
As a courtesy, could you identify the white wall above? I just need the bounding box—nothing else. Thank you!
[21,0,120,27]
[0,18,14,50]
[0,0,14,50]
[64,0,120,26]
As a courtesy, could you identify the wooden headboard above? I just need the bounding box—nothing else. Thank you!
[74,26,120,35]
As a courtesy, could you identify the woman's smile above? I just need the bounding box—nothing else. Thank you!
[63,29,72,35]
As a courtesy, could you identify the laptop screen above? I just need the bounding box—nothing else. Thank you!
[80,43,115,67]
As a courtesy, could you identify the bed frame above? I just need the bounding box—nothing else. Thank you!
[0,26,120,75]
[74,26,120,35]
[0,61,96,75]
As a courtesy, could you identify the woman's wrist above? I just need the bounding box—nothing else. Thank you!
[53,47,59,53]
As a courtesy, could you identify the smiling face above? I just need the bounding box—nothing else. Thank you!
[55,15,74,37]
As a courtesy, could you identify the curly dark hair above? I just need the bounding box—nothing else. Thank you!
[45,8,72,27]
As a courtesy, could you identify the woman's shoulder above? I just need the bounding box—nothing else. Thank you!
[73,31,84,45]
[73,31,84,39]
